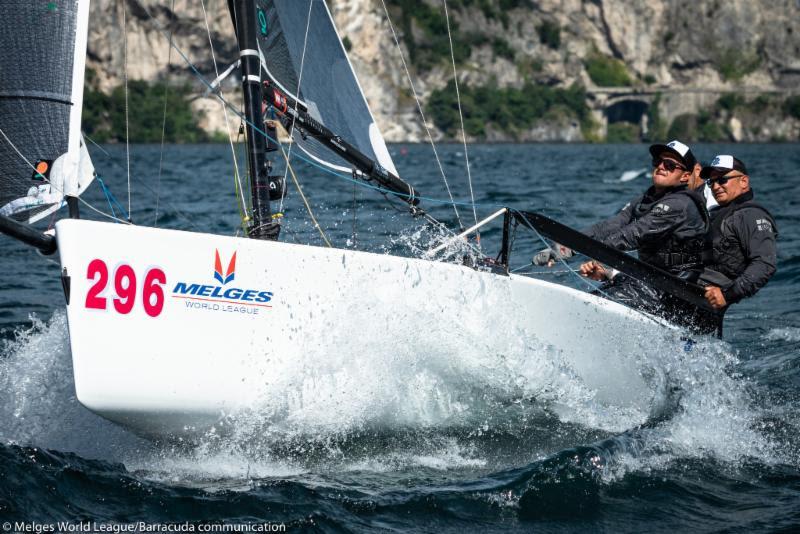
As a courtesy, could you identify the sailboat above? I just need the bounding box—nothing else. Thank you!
[0,1,711,440]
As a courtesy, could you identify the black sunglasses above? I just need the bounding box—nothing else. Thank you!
[706,174,743,186]
[652,158,686,172]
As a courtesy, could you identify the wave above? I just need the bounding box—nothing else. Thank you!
[1,305,789,491]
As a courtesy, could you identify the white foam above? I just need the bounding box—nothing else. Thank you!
[764,327,800,342]
[619,168,648,182]
[0,305,786,486]
[0,311,151,459]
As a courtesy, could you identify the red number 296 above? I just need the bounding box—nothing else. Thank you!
[84,259,166,317]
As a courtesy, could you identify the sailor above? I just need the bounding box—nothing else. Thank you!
[534,140,715,331]
[688,160,719,212]
[699,155,778,311]
[533,140,708,274]
[578,140,708,276]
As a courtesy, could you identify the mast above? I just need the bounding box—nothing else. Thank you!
[229,0,280,240]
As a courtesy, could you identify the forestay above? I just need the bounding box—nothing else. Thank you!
[0,0,95,223]
[256,0,399,177]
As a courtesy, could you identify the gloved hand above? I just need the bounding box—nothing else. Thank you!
[532,244,574,266]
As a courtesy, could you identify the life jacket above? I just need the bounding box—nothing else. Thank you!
[635,187,710,276]
[704,191,777,280]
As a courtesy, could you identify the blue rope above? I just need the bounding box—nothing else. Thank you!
[96,176,129,222]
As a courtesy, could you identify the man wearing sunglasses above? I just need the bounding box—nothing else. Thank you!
[534,140,707,269]
[699,155,777,311]
[576,140,713,330]
[688,161,719,211]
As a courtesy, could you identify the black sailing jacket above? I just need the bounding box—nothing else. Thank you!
[584,185,709,276]
[704,190,777,304]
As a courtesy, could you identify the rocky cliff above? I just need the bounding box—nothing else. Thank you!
[85,0,800,142]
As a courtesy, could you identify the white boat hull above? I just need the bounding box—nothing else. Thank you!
[55,219,672,439]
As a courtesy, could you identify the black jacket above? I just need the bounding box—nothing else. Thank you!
[703,190,777,304]
[585,185,709,275]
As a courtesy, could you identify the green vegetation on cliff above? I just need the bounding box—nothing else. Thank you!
[427,81,590,138]
[606,123,639,143]
[666,112,724,143]
[713,48,761,82]
[385,0,533,70]
[83,78,207,143]
[585,52,632,87]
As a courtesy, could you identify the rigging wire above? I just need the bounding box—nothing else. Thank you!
[377,0,463,229]
[281,150,332,247]
[200,0,248,223]
[134,1,499,214]
[512,209,611,298]
[442,0,479,235]
[84,135,199,230]
[122,0,131,221]
[130,3,562,269]
[154,0,176,227]
[278,0,314,216]
[0,126,132,225]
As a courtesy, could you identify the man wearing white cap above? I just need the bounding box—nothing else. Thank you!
[579,140,708,277]
[688,161,719,211]
[533,140,713,330]
[576,141,712,329]
[535,140,708,276]
[699,155,777,310]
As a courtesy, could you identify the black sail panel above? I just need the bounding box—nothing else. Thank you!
[0,0,93,223]
[257,0,398,176]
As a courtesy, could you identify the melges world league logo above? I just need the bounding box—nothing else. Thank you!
[214,250,236,285]
[171,249,273,313]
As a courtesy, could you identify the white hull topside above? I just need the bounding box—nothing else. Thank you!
[55,219,672,439]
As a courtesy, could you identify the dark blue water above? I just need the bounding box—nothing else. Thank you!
[1,143,799,532]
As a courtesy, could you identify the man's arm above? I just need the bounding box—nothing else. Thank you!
[723,210,777,304]
[534,197,637,266]
[597,197,687,251]
[584,197,636,240]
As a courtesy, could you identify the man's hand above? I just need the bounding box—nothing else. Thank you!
[704,285,727,309]
[532,244,574,267]
[579,260,609,281]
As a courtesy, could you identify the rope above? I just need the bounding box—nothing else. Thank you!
[511,209,611,298]
[279,0,313,215]
[377,0,462,228]
[0,126,132,225]
[282,150,332,248]
[154,0,176,227]
[122,0,131,221]
[96,176,129,220]
[84,134,199,230]
[442,0,478,234]
[200,0,247,221]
